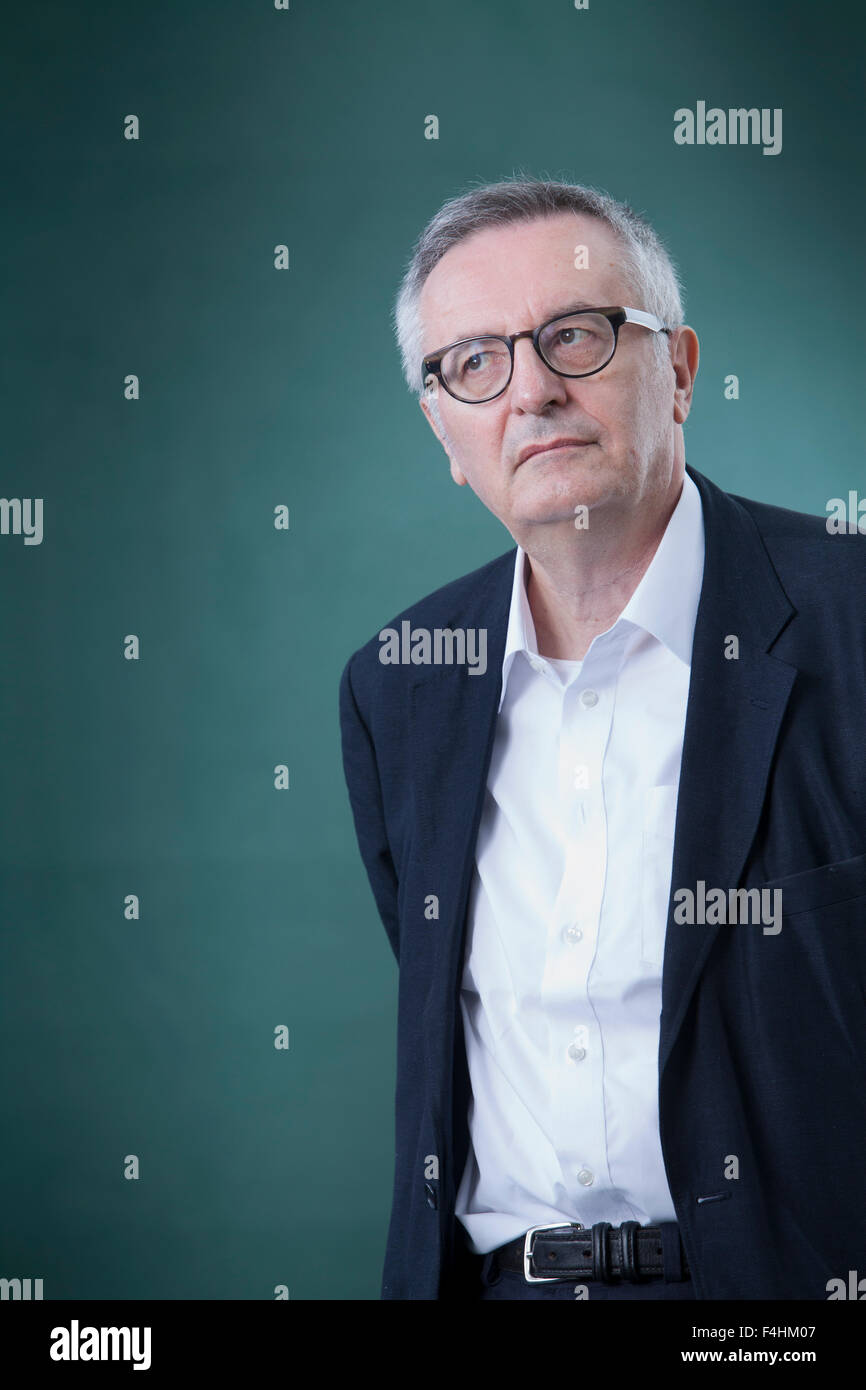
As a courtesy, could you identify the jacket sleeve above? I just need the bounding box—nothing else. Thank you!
[339,653,400,964]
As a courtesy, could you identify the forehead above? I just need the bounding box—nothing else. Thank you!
[419,211,634,350]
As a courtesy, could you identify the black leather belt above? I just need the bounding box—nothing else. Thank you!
[492,1221,690,1283]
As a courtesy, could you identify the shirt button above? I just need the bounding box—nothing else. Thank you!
[580,689,599,708]
[577,1168,595,1186]
[567,1043,586,1062]
[562,924,583,944]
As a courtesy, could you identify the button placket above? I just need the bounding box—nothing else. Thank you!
[550,642,624,1196]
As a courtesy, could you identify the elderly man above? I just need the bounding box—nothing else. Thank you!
[339,178,866,1301]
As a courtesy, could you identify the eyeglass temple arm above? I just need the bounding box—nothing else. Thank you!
[623,307,671,334]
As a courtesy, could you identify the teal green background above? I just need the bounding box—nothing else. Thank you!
[1,0,862,1298]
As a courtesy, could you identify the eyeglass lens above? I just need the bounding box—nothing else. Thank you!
[440,312,616,401]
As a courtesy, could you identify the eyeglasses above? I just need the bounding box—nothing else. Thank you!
[422,305,671,404]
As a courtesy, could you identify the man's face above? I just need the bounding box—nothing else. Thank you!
[418,211,695,540]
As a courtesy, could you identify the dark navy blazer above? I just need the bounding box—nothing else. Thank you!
[339,464,866,1300]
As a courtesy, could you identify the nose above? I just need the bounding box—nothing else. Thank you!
[508,336,571,412]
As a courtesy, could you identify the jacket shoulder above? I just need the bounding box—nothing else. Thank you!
[340,546,515,689]
[729,489,866,607]
[731,487,864,541]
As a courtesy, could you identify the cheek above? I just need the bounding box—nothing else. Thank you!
[450,414,505,473]
[614,372,667,437]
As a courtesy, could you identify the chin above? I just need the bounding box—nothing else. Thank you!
[514,504,592,530]
[521,476,610,516]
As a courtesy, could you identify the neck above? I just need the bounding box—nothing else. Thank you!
[520,468,685,661]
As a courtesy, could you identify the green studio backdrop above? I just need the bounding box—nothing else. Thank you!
[1,0,862,1298]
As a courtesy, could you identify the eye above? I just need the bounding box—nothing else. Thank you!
[452,344,508,377]
[556,325,593,345]
[462,352,488,374]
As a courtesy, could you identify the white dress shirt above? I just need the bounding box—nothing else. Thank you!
[454,470,706,1254]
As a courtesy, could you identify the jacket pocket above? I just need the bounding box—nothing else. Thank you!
[753,851,866,918]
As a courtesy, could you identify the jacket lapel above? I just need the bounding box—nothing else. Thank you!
[407,556,512,1092]
[659,467,798,1077]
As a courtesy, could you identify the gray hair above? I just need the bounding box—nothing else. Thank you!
[393,175,685,398]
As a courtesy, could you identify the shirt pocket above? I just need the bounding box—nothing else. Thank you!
[640,784,679,967]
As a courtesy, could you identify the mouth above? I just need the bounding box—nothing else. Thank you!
[517,439,596,466]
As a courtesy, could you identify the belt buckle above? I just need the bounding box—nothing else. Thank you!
[523,1222,583,1283]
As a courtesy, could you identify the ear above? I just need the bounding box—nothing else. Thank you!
[419,386,468,486]
[671,326,699,425]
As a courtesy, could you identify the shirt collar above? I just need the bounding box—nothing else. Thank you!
[498,468,705,713]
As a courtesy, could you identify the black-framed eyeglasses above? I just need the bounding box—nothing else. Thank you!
[421,305,672,404]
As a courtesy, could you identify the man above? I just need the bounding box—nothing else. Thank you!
[339,178,866,1300]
